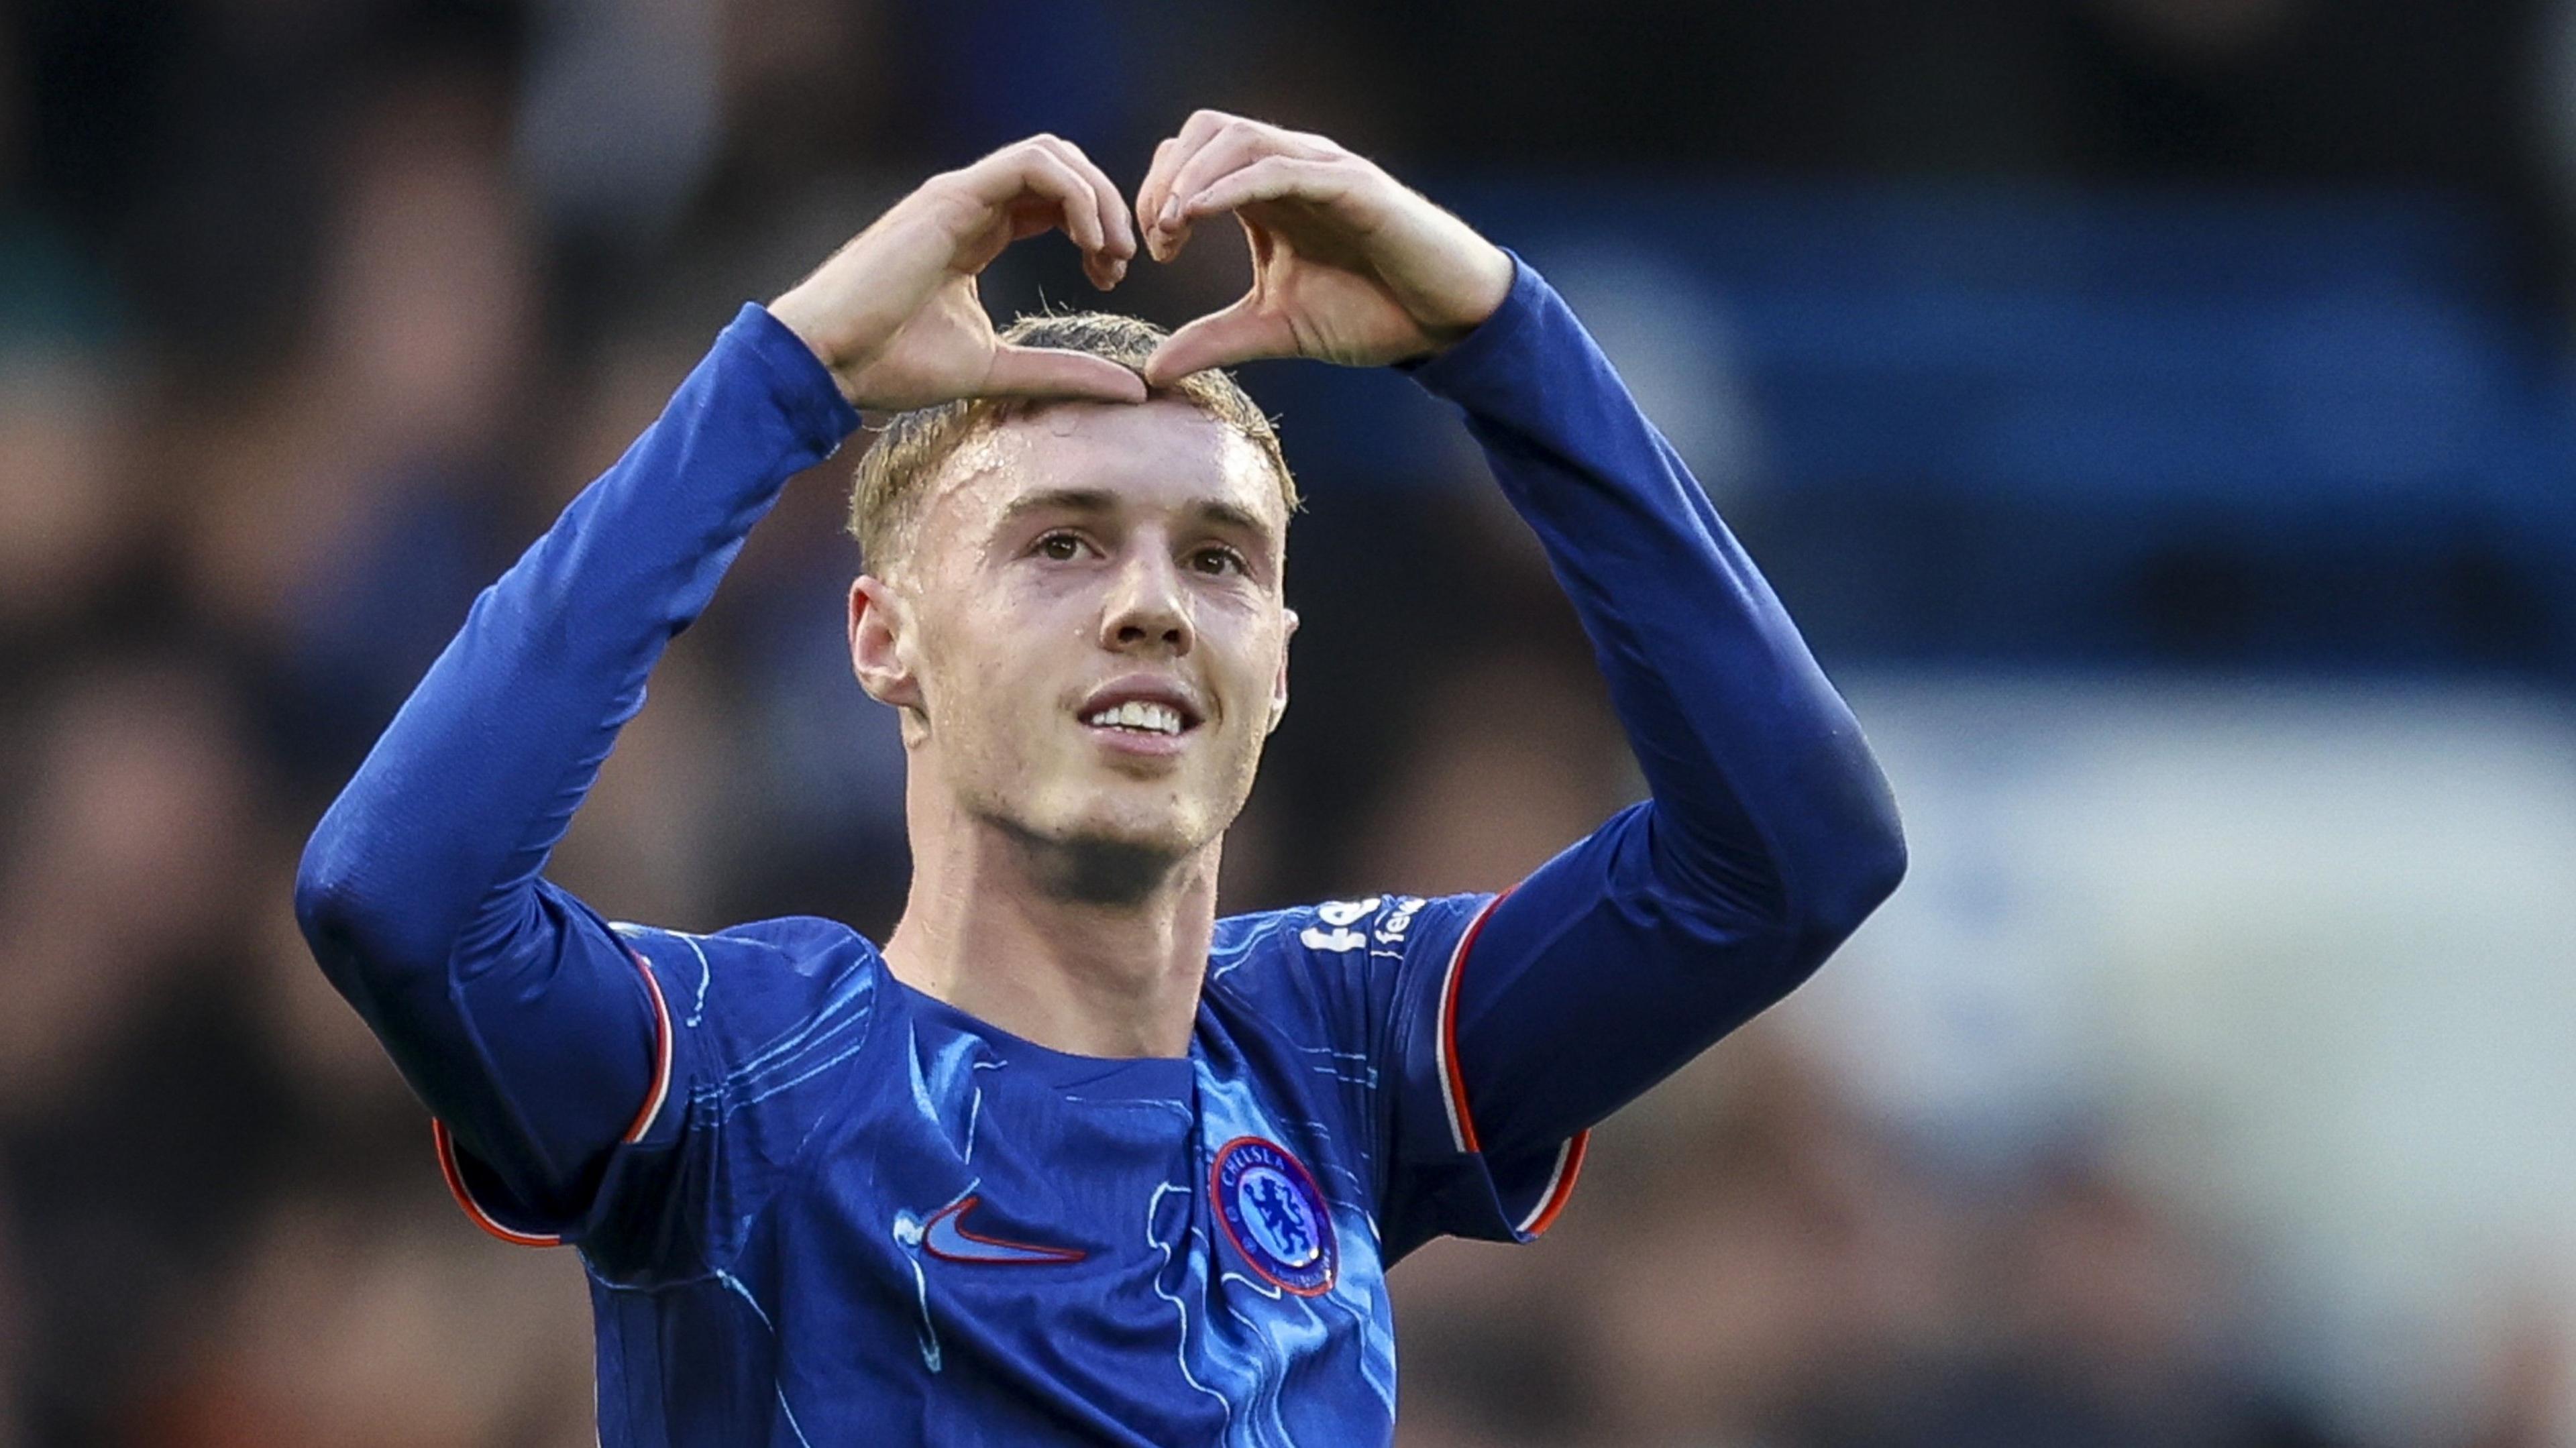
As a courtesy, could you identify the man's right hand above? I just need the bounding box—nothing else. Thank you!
[767,136,1146,412]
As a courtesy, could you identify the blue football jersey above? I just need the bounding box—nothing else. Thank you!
[301,262,1902,1448]
[433,897,1584,1447]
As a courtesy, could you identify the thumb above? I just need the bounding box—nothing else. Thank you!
[1143,296,1295,386]
[979,345,1150,403]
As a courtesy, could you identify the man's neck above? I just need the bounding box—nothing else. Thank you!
[879,809,1220,1061]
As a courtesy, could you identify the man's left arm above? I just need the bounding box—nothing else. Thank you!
[1136,112,1904,1213]
[1401,258,1906,1167]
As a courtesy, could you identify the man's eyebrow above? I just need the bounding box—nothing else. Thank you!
[992,489,1277,545]
[994,487,1120,527]
[1191,499,1274,543]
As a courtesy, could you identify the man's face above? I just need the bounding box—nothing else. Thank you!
[852,399,1294,871]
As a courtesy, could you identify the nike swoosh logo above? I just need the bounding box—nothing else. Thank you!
[922,1195,1087,1265]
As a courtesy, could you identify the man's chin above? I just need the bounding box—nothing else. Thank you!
[991,806,1216,907]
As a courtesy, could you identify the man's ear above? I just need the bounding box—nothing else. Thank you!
[849,575,924,712]
[1269,606,1298,734]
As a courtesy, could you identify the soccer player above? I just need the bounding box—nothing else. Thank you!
[295,114,1904,1445]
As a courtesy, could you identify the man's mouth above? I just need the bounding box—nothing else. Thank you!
[1084,700,1189,736]
[1075,679,1207,749]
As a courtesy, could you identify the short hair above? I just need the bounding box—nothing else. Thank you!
[845,312,1299,573]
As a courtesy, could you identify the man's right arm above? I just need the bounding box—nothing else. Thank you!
[294,137,1144,1228]
[294,306,860,1219]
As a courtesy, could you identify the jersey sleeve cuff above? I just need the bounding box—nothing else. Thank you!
[729,302,863,455]
[1398,251,1558,410]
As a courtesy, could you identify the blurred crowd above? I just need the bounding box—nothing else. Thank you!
[4,1,2574,1445]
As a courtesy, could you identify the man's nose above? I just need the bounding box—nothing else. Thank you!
[1097,548,1194,656]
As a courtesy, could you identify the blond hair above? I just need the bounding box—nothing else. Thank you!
[846,312,1299,571]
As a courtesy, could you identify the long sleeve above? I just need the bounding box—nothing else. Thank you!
[1393,257,1906,1182]
[293,304,860,1220]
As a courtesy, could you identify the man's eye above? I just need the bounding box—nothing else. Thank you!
[1192,547,1246,576]
[1034,533,1085,561]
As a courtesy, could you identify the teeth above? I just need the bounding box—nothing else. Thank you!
[1085,700,1184,734]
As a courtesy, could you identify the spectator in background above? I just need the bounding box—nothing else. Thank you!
[2,3,2573,1443]
[0,658,289,1443]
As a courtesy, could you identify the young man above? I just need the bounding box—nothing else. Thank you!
[296,114,1905,1445]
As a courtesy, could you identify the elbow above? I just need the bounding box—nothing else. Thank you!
[293,829,373,993]
[293,818,440,994]
[292,844,356,952]
[292,810,368,944]
[1642,795,1905,958]
[1792,811,1907,951]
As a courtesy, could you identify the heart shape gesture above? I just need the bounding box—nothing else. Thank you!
[769,135,1150,412]
[768,117,1512,414]
[1133,111,1515,384]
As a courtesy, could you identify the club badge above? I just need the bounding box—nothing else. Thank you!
[1210,1135,1336,1296]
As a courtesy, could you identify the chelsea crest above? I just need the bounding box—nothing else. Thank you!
[1210,1136,1337,1296]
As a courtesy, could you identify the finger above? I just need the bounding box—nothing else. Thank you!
[1142,293,1297,386]
[967,142,1106,259]
[1149,124,1262,260]
[1136,137,1179,236]
[1163,121,1307,227]
[982,344,1150,404]
[1179,154,1353,225]
[1144,111,1288,261]
[1133,137,1176,258]
[1155,119,1330,260]
[1031,135,1134,287]
[1044,138,1134,256]
[1024,148,1108,259]
[1137,112,1234,254]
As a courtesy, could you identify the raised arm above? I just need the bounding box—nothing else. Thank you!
[1405,262,1906,1160]
[293,137,1146,1223]
[1137,113,1904,1183]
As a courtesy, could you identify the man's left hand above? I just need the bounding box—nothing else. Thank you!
[1134,111,1513,384]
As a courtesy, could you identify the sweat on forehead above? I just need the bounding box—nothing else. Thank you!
[844,311,1299,573]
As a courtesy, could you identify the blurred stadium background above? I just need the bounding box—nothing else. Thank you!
[6,0,2576,1444]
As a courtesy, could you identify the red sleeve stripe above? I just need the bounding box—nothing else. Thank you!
[429,944,676,1248]
[1514,1129,1591,1238]
[1433,892,1509,1156]
[432,1118,562,1247]
[622,946,676,1144]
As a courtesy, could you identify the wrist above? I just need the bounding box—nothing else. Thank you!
[1407,221,1515,354]
[1399,250,1544,393]
[1456,239,1515,331]
[730,303,865,447]
[763,292,864,405]
[1411,241,1516,357]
